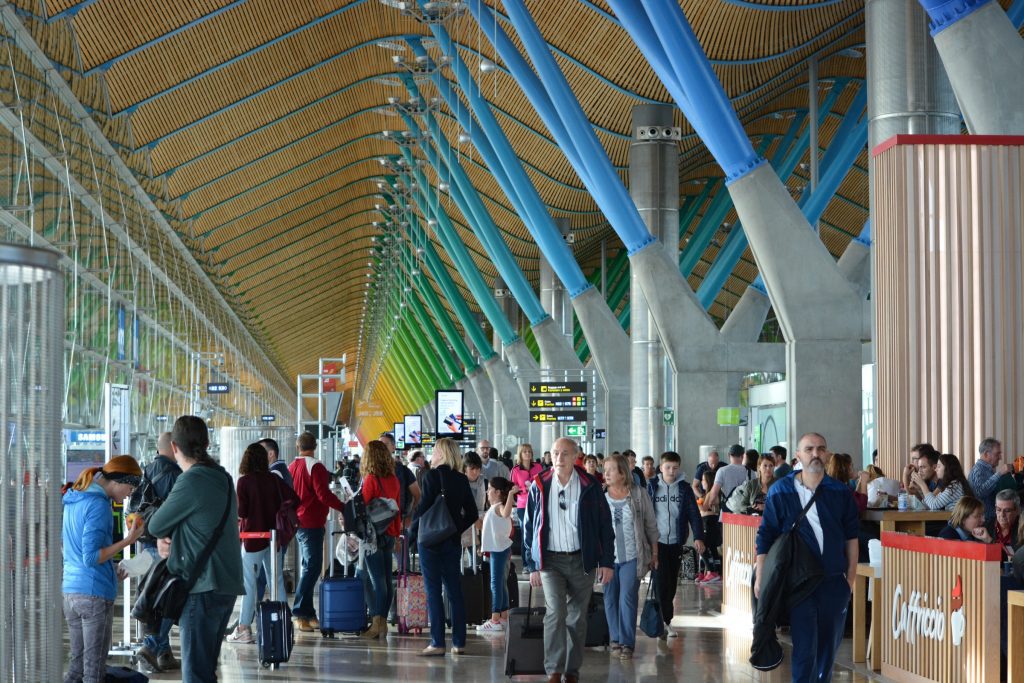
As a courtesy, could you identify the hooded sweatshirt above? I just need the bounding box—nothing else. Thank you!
[62,483,117,600]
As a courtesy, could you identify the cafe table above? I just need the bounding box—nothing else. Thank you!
[859,508,950,535]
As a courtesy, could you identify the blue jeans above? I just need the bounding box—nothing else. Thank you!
[489,548,511,614]
[293,527,324,619]
[240,545,286,626]
[179,591,235,683]
[361,534,396,617]
[419,535,465,648]
[141,545,173,655]
[63,593,114,683]
[603,558,639,649]
[789,575,851,683]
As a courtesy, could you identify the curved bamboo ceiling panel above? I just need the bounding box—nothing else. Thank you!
[13,0,1016,413]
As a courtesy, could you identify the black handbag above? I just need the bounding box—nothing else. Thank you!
[417,470,458,547]
[132,470,233,629]
[639,571,665,638]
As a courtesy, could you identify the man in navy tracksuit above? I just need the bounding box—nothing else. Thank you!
[754,433,859,683]
[524,437,614,683]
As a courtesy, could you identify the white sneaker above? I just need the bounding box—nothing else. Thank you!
[226,627,254,644]
[667,629,678,638]
[476,619,505,633]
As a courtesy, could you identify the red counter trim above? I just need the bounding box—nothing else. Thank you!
[873,134,1024,158]
[881,531,1002,561]
[721,512,762,528]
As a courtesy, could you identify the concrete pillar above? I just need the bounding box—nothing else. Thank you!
[538,219,585,448]
[629,104,676,459]
[921,1,1024,135]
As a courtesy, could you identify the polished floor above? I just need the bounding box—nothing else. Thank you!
[95,576,888,682]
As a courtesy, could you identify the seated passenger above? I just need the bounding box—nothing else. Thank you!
[903,443,939,495]
[726,455,776,515]
[865,469,900,508]
[938,496,992,543]
[914,453,974,511]
[908,449,941,500]
[989,489,1024,559]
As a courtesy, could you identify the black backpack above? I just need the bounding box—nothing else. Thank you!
[126,467,174,542]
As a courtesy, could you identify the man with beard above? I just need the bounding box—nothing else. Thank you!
[754,433,859,683]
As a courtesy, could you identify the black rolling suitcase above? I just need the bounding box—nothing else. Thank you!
[460,533,491,626]
[585,589,610,648]
[504,587,546,677]
[247,530,294,669]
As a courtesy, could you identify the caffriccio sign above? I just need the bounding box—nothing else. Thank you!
[891,574,966,647]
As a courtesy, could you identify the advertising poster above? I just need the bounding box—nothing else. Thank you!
[393,422,406,450]
[103,383,131,461]
[435,390,464,437]
[404,415,422,446]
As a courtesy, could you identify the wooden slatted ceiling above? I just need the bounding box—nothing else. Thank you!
[10,0,893,386]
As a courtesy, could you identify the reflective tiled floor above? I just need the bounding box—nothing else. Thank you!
[97,579,888,682]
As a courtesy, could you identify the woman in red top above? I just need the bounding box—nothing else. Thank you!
[359,440,401,640]
[227,442,300,644]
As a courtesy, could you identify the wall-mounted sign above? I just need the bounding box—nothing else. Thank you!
[261,415,276,423]
[663,409,675,426]
[530,410,589,423]
[462,418,477,438]
[566,425,587,438]
[207,382,230,394]
[595,428,607,439]
[529,381,589,424]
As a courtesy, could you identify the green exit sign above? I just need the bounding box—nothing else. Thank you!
[566,425,587,438]
[717,407,740,426]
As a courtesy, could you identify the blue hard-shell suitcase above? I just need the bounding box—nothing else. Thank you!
[320,531,367,637]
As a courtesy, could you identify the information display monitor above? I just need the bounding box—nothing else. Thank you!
[435,390,464,438]
[393,422,406,450]
[404,414,422,446]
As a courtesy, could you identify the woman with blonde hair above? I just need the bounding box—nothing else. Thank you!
[413,438,478,656]
[510,443,542,528]
[602,454,659,660]
[63,455,145,683]
[939,496,992,542]
[358,440,401,640]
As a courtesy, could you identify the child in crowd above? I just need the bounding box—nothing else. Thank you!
[646,451,706,638]
[477,477,518,633]
[697,469,722,582]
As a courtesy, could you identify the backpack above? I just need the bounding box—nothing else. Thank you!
[126,466,174,542]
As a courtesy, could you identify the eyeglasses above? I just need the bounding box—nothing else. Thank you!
[558,489,567,511]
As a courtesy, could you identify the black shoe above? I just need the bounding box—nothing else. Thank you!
[135,645,162,673]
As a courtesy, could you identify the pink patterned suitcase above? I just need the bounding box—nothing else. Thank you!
[396,535,427,634]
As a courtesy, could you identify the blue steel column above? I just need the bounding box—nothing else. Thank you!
[612,0,865,452]
[916,0,1024,133]
[409,28,632,452]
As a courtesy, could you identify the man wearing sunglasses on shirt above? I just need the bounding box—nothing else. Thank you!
[523,437,614,683]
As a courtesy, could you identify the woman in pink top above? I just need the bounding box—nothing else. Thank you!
[509,443,542,528]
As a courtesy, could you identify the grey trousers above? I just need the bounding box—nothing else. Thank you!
[540,552,594,677]
[63,593,114,683]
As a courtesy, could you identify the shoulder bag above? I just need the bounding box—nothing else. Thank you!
[417,469,458,547]
[132,469,233,629]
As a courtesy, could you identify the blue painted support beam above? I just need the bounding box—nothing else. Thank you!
[393,151,519,346]
[1011,0,1024,28]
[607,0,765,181]
[395,78,549,325]
[692,115,804,306]
[679,136,773,277]
[469,0,657,254]
[393,192,497,361]
[775,79,850,179]
[855,220,871,247]
[697,92,868,308]
[414,33,595,297]
[678,179,718,240]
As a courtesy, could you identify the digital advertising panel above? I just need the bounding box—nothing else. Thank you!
[404,414,422,446]
[435,390,464,438]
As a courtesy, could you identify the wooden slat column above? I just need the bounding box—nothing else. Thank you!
[720,512,760,622]
[873,135,1024,477]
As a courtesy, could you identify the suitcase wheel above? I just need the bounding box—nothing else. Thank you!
[321,629,336,639]
[261,660,271,669]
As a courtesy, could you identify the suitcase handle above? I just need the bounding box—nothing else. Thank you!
[238,530,279,601]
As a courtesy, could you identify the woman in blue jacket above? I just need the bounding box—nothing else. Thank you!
[62,455,145,683]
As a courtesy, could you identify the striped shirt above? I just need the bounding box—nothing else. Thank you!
[548,470,581,552]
